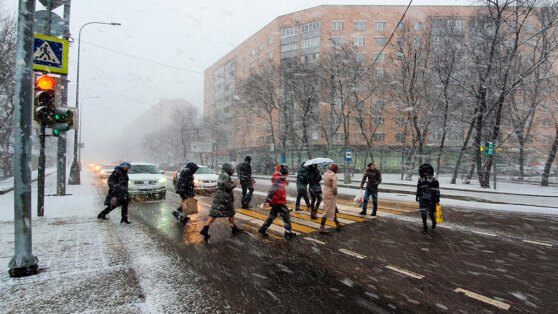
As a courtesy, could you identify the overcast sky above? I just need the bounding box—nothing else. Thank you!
[3,0,473,162]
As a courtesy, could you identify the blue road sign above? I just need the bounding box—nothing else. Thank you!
[33,33,68,74]
[345,149,352,162]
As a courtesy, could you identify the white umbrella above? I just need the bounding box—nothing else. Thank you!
[303,158,334,167]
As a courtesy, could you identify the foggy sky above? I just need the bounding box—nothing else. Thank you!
[3,0,473,162]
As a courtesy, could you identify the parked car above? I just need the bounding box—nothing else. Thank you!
[98,164,117,179]
[173,165,218,192]
[127,162,166,200]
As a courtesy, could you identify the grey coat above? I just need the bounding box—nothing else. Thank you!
[209,163,237,218]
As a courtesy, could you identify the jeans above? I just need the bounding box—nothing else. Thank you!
[260,204,292,233]
[241,184,254,205]
[362,189,378,214]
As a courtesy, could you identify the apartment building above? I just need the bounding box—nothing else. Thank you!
[204,5,557,170]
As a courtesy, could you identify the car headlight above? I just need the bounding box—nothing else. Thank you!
[100,170,105,174]
[158,178,166,186]
[194,178,200,185]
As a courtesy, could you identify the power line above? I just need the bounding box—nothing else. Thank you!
[81,41,205,75]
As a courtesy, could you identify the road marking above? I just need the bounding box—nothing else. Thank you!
[472,231,497,237]
[454,288,511,310]
[385,265,425,279]
[522,240,552,247]
[236,209,317,233]
[304,237,326,245]
[242,224,279,241]
[339,248,366,259]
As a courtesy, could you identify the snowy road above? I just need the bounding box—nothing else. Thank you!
[88,174,558,312]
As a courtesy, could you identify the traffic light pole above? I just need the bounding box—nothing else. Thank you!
[56,4,71,195]
[38,125,46,216]
[9,0,39,277]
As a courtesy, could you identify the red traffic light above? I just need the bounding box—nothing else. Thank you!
[36,75,56,91]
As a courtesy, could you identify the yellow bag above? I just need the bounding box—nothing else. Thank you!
[436,204,443,224]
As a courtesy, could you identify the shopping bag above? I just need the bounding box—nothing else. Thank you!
[182,198,199,215]
[354,189,365,206]
[435,204,443,224]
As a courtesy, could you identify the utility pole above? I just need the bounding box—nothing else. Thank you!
[9,0,39,277]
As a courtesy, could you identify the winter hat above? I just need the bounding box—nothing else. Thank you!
[418,163,434,178]
[245,156,252,162]
[367,162,374,168]
[120,162,131,168]
[279,164,289,175]
[329,163,338,173]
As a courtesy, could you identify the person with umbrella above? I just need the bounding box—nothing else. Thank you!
[305,158,333,220]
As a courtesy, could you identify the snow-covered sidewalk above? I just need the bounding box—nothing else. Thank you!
[0,170,144,312]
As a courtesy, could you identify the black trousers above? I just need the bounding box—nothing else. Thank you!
[310,191,322,212]
[100,198,129,219]
[421,207,436,228]
[295,190,310,209]
[241,184,254,205]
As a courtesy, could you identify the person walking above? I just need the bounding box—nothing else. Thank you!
[416,163,440,233]
[199,163,243,242]
[237,156,255,209]
[173,162,199,223]
[307,164,322,220]
[359,163,382,216]
[98,162,132,224]
[295,162,311,212]
[258,165,297,239]
[319,163,342,234]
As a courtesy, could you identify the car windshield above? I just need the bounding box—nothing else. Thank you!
[129,165,159,174]
[196,167,213,174]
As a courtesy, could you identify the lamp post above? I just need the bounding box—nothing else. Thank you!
[69,22,121,185]
[78,96,99,163]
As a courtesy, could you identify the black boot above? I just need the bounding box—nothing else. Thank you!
[421,211,428,232]
[200,226,210,242]
[284,231,297,239]
[430,212,436,230]
[120,218,131,224]
[97,212,108,220]
[258,227,269,237]
[231,225,243,236]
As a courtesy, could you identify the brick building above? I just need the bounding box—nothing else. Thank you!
[204,5,557,173]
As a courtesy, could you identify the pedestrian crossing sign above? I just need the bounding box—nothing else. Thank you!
[33,33,69,74]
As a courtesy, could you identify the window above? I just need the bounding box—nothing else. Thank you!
[301,53,319,63]
[301,37,320,49]
[259,43,263,50]
[396,37,404,47]
[373,133,385,142]
[268,36,274,45]
[251,48,255,56]
[280,42,298,52]
[542,118,550,127]
[394,117,404,125]
[353,37,365,47]
[334,99,342,110]
[331,36,344,46]
[257,123,262,131]
[312,131,319,140]
[301,21,320,33]
[373,100,385,111]
[525,23,534,33]
[396,52,405,62]
[373,52,385,62]
[373,116,385,126]
[414,37,422,47]
[334,132,343,141]
[431,36,440,45]
[281,26,298,38]
[375,21,386,31]
[355,52,366,62]
[250,61,255,68]
[541,135,551,144]
[455,19,465,29]
[396,21,405,31]
[259,56,263,65]
[332,21,344,31]
[268,50,273,60]
[414,21,423,31]
[374,36,386,47]
[249,125,254,132]
[374,68,385,77]
[354,21,366,31]
[395,133,405,143]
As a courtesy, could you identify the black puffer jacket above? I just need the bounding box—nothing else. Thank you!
[237,161,253,186]
[104,166,129,205]
[209,163,237,218]
[307,166,322,194]
[416,177,440,210]
[176,162,199,198]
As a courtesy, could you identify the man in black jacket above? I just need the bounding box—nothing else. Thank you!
[307,164,322,220]
[174,162,199,222]
[359,163,382,216]
[237,156,255,209]
[98,162,132,224]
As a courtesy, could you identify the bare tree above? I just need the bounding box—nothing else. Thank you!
[0,9,16,178]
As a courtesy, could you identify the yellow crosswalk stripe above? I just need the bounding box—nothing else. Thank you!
[336,200,414,214]
[236,209,317,233]
[338,199,417,211]
[284,204,368,222]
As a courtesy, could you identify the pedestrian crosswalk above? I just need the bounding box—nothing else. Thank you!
[230,199,418,240]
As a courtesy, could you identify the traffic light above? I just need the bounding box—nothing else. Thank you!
[51,107,72,137]
[34,74,56,124]
[486,142,493,155]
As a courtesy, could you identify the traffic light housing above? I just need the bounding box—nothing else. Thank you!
[486,142,493,155]
[52,107,72,136]
[34,74,56,124]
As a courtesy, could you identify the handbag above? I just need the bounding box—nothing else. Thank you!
[354,189,365,206]
[435,204,443,224]
[182,197,199,214]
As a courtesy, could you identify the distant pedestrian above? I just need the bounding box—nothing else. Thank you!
[98,162,132,224]
[307,164,322,220]
[237,156,255,209]
[320,163,342,234]
[416,163,440,233]
[173,162,199,223]
[258,164,296,239]
[359,163,382,216]
[199,163,243,242]
[295,162,311,212]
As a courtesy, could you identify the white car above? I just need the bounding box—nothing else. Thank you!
[173,165,218,192]
[98,164,117,179]
[127,162,166,200]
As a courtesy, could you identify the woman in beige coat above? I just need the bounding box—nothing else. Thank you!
[320,163,342,234]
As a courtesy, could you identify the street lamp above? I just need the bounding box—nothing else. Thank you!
[69,22,121,185]
[78,96,100,163]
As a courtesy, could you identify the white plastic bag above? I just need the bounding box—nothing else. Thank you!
[354,189,364,206]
